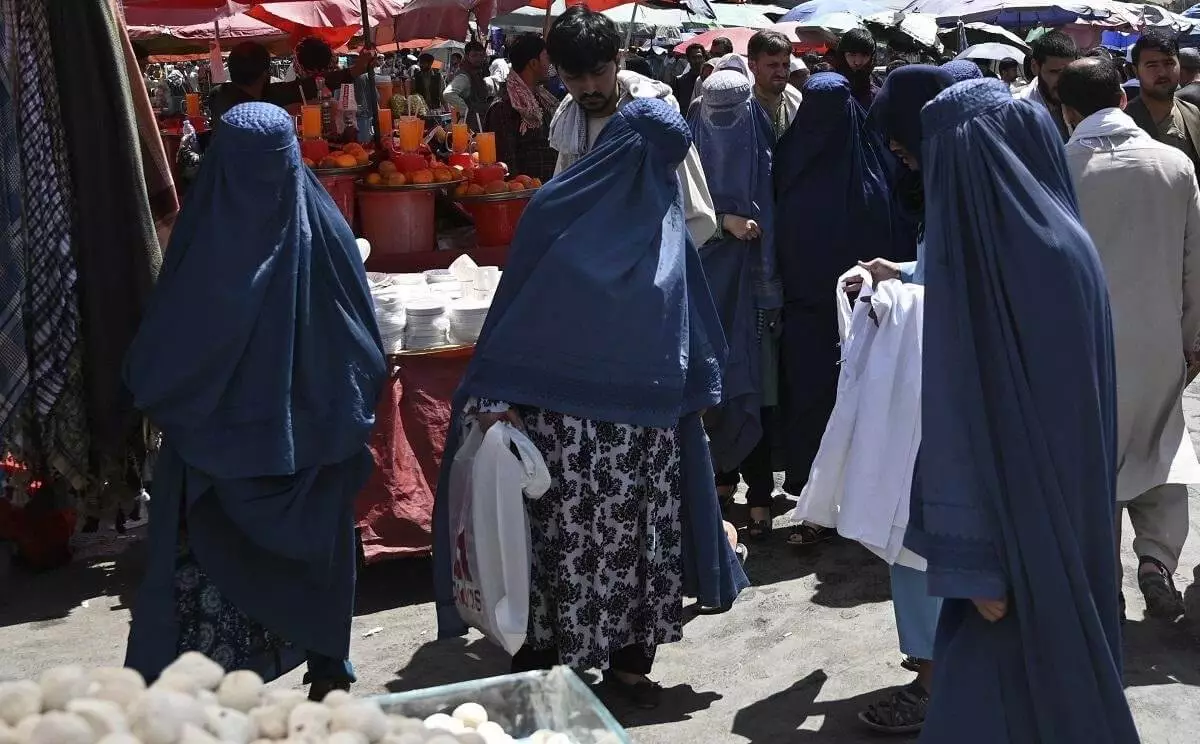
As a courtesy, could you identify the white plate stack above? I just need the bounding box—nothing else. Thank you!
[447,298,491,345]
[372,289,406,354]
[404,298,449,350]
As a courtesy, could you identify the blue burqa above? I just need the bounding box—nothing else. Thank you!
[123,103,387,681]
[773,72,897,487]
[909,80,1138,743]
[687,69,777,471]
[433,98,748,638]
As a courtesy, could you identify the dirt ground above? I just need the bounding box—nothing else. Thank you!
[4,395,1200,743]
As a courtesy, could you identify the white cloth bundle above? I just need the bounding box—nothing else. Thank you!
[791,267,926,569]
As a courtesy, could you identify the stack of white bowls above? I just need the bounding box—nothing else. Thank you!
[473,266,502,299]
[447,298,491,345]
[404,298,449,350]
[372,289,406,354]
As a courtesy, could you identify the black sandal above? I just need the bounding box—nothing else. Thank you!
[900,656,922,673]
[603,673,663,710]
[787,523,834,547]
[745,519,772,541]
[1138,556,1184,619]
[858,681,929,734]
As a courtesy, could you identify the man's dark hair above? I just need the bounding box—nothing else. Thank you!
[465,40,486,56]
[710,36,734,56]
[451,52,463,61]
[508,33,546,74]
[836,28,875,56]
[132,41,151,64]
[1058,57,1123,117]
[1180,46,1200,72]
[1132,29,1180,66]
[685,43,705,57]
[546,6,621,75]
[1030,30,1078,65]
[802,52,821,69]
[998,57,1020,73]
[885,59,908,75]
[748,30,791,60]
[624,56,653,77]
[228,42,271,87]
[418,52,435,64]
[295,36,334,74]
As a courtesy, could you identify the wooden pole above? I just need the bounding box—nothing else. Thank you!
[360,0,383,152]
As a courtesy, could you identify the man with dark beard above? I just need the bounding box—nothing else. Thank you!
[443,41,500,130]
[1013,30,1077,141]
[1126,30,1200,178]
[832,28,879,108]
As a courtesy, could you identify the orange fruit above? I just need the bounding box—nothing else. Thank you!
[454,183,469,196]
[484,181,508,194]
[386,173,407,187]
[507,181,525,192]
[344,143,364,154]
[466,183,486,195]
[530,178,543,188]
[410,169,434,185]
[512,175,533,186]
[303,158,315,168]
[335,154,357,169]
[366,173,383,186]
[378,161,397,176]
[433,168,455,183]
[319,156,340,169]
[355,153,370,166]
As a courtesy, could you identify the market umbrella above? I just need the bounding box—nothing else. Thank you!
[899,0,1135,27]
[864,10,941,51]
[126,8,289,54]
[245,0,409,47]
[781,0,901,23]
[937,21,1029,52]
[956,41,1025,62]
[671,26,760,53]
[492,1,729,32]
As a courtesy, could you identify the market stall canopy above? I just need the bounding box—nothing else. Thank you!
[1123,3,1199,31]
[491,0,744,33]
[937,20,1029,50]
[864,10,941,50]
[126,7,290,55]
[246,0,409,47]
[956,40,1025,61]
[899,0,1136,27]
[522,0,717,17]
[781,0,908,23]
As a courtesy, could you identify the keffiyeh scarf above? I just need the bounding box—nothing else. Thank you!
[505,71,558,135]
[549,70,677,160]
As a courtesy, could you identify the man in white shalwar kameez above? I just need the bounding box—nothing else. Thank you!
[1060,58,1200,619]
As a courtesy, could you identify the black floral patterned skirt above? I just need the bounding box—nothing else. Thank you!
[519,409,684,670]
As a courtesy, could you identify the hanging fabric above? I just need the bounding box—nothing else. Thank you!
[0,1,29,439]
[1,0,89,488]
[44,0,166,483]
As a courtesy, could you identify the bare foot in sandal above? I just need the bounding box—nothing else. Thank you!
[787,523,835,547]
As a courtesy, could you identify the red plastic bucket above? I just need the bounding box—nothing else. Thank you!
[358,187,436,256]
[460,195,532,248]
[318,172,359,230]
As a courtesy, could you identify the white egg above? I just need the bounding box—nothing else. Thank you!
[216,672,264,714]
[449,703,487,729]
[0,681,42,726]
[37,667,89,711]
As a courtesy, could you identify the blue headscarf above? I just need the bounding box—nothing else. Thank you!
[941,59,984,83]
[124,102,386,680]
[774,72,896,305]
[687,69,775,470]
[909,80,1136,743]
[433,98,747,636]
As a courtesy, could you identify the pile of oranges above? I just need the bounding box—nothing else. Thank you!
[364,160,461,188]
[453,174,543,197]
[304,142,371,170]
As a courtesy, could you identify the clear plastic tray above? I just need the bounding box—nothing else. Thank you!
[370,667,631,743]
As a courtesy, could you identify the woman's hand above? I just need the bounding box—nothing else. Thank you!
[477,407,523,432]
[722,215,760,241]
[972,597,1009,623]
[843,258,903,296]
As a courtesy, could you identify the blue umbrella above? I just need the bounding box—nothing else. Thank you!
[781,0,899,23]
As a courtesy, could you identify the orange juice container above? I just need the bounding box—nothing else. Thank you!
[475,132,497,165]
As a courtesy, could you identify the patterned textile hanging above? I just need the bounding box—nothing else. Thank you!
[45,0,164,486]
[0,0,89,489]
[0,2,29,439]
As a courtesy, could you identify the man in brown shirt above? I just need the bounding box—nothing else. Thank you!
[1125,30,1200,178]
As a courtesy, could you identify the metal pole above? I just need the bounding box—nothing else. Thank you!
[360,0,383,152]
[623,1,639,56]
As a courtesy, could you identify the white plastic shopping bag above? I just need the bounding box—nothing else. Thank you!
[449,421,551,653]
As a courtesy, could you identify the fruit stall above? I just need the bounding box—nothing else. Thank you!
[298,95,540,562]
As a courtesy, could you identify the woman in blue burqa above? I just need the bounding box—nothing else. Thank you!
[774,72,906,546]
[687,66,782,539]
[432,97,748,710]
[910,79,1139,742]
[123,103,386,700]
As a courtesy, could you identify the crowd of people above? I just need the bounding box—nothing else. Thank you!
[114,7,1200,744]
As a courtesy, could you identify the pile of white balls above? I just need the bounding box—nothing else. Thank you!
[0,653,574,744]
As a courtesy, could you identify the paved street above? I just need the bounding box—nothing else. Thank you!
[4,389,1200,742]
